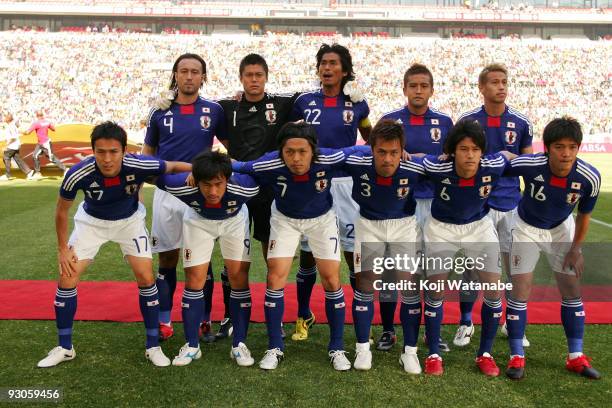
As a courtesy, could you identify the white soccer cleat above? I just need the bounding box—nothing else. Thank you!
[453,323,475,347]
[37,346,76,368]
[399,346,422,374]
[0,175,9,181]
[354,342,372,371]
[259,348,284,370]
[30,171,43,180]
[501,322,530,347]
[172,343,202,366]
[231,342,255,367]
[145,346,171,367]
[329,350,351,371]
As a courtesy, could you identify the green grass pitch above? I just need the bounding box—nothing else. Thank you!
[0,154,611,407]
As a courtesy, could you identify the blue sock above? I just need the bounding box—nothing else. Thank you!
[561,297,585,354]
[157,267,176,324]
[221,267,231,318]
[182,288,204,347]
[379,290,397,333]
[478,297,502,356]
[264,288,285,350]
[296,265,317,319]
[424,296,443,356]
[459,274,477,325]
[325,288,346,351]
[506,297,527,356]
[230,288,251,347]
[352,290,374,343]
[138,284,160,349]
[202,264,214,322]
[54,287,77,349]
[400,293,421,348]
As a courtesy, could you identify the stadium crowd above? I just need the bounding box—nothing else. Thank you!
[0,31,609,138]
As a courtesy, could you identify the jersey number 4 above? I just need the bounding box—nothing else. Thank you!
[163,117,174,134]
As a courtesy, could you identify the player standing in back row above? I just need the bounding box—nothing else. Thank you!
[291,43,371,342]
[454,64,533,348]
[143,53,227,341]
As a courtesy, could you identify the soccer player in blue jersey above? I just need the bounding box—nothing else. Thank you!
[342,119,426,373]
[291,43,372,342]
[37,122,192,368]
[233,121,352,371]
[503,117,601,380]
[420,120,510,376]
[454,63,533,348]
[378,63,453,352]
[156,150,259,367]
[143,53,228,342]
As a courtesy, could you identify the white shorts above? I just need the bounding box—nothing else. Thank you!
[488,207,517,253]
[69,202,151,261]
[510,215,575,275]
[301,177,358,253]
[353,216,419,274]
[423,216,501,276]
[415,198,433,230]
[182,205,251,267]
[269,204,341,261]
[151,187,189,253]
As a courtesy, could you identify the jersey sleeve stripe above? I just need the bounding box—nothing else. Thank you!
[576,163,601,196]
[252,162,285,171]
[457,107,481,122]
[63,163,96,191]
[146,107,159,127]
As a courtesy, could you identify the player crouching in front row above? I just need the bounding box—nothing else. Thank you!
[233,121,352,371]
[504,116,601,380]
[38,122,192,368]
[156,150,259,367]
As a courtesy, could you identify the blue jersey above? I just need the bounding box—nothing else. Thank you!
[422,153,508,224]
[506,154,600,229]
[60,154,166,221]
[156,172,259,221]
[232,148,346,219]
[145,96,228,162]
[342,147,426,220]
[381,106,453,199]
[291,90,369,149]
[458,105,532,211]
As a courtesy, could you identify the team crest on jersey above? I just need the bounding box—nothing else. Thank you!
[397,186,409,199]
[343,110,354,124]
[512,255,521,267]
[355,252,361,266]
[507,121,515,129]
[571,182,582,190]
[269,240,276,250]
[184,249,192,261]
[200,115,211,129]
[505,130,517,145]
[124,184,138,195]
[202,107,210,113]
[566,192,581,204]
[315,178,329,192]
[151,236,158,247]
[479,185,492,198]
[226,207,238,215]
[430,128,441,142]
[265,110,277,124]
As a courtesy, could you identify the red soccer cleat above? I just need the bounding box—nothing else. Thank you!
[424,355,444,376]
[505,355,525,380]
[476,353,500,377]
[566,354,601,379]
[159,322,174,341]
[199,321,215,343]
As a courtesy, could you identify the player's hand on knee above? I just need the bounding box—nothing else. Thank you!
[562,248,584,278]
[154,89,175,110]
[401,151,412,161]
[343,80,365,103]
[58,246,78,277]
